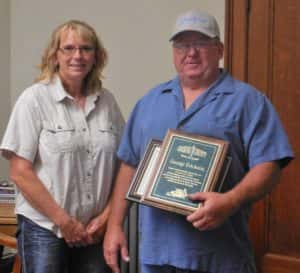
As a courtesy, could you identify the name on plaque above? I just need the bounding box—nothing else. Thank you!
[126,129,231,215]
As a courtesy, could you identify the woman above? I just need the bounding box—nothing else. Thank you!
[0,20,124,273]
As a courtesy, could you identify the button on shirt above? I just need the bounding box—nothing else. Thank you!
[0,76,124,237]
[117,71,294,272]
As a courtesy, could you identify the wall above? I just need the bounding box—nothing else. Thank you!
[10,0,225,117]
[2,0,225,175]
[0,0,10,179]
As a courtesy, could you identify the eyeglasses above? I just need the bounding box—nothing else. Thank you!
[173,40,217,54]
[59,46,95,56]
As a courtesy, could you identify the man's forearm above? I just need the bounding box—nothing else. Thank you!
[227,161,281,211]
[107,162,136,227]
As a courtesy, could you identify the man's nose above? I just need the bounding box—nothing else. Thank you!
[186,46,198,55]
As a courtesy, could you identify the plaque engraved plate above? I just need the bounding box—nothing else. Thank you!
[126,129,230,215]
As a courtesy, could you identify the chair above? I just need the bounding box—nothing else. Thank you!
[0,232,21,273]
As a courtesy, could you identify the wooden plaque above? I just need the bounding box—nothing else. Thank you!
[126,129,230,215]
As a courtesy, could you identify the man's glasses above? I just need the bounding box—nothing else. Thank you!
[59,46,95,56]
[173,40,217,54]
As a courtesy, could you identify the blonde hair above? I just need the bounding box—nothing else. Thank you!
[36,20,108,92]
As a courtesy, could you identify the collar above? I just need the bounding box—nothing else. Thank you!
[45,75,102,103]
[161,70,234,96]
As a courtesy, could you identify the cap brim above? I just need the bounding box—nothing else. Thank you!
[169,29,217,41]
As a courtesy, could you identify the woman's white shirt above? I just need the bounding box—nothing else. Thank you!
[0,76,124,237]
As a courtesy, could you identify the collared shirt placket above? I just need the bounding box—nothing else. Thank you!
[73,101,95,213]
[84,124,95,211]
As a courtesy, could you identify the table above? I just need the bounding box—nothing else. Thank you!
[0,203,16,236]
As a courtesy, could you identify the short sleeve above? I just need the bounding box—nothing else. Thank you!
[117,101,144,167]
[0,89,42,162]
[243,95,293,169]
[110,94,125,145]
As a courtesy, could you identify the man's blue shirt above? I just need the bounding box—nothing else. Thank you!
[117,71,294,272]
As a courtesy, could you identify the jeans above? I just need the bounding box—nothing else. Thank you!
[140,263,256,273]
[141,264,210,273]
[16,215,111,273]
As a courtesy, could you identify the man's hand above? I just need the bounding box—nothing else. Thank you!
[186,191,237,230]
[103,162,135,273]
[103,225,130,273]
[187,162,281,231]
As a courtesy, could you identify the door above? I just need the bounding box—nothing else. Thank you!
[225,0,300,272]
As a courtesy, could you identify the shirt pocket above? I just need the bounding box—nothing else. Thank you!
[206,116,238,139]
[41,122,77,153]
[97,124,119,153]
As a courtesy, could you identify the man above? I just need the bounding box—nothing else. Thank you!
[103,10,294,273]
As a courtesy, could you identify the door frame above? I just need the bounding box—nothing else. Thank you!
[225,0,271,270]
[225,1,300,272]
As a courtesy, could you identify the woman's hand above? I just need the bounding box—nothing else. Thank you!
[9,154,89,247]
[85,209,109,244]
[57,214,89,247]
